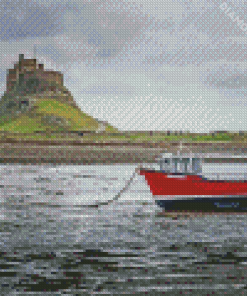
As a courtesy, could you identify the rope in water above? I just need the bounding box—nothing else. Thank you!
[87,164,142,208]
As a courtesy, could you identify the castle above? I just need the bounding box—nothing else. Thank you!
[4,54,76,107]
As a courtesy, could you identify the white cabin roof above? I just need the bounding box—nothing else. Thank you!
[158,152,247,160]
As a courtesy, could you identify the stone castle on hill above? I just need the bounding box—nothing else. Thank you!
[7,54,63,93]
[0,54,111,132]
[3,54,77,108]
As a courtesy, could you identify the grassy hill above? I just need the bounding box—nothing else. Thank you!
[0,94,243,143]
[0,98,117,134]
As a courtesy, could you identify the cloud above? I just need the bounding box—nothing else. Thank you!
[201,63,247,88]
[76,89,243,132]
[80,81,136,95]
[0,0,150,65]
[140,23,247,67]
[2,0,247,69]
[60,0,150,62]
[207,74,247,89]
[1,0,247,130]
[108,0,247,68]
[199,63,247,106]
[0,0,64,41]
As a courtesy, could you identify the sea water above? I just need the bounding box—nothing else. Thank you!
[0,163,246,295]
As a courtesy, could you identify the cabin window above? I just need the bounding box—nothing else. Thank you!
[192,158,202,173]
[173,159,179,173]
[159,157,202,174]
[160,159,171,171]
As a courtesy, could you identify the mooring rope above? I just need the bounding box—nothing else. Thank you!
[86,164,142,208]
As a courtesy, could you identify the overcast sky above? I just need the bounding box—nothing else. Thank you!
[0,0,247,132]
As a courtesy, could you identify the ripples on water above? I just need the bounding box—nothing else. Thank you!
[0,164,247,295]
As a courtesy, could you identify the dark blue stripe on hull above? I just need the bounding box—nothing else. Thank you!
[156,197,247,212]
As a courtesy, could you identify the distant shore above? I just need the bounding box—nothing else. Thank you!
[1,141,247,165]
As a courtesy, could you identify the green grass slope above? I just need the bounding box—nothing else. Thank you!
[0,99,117,133]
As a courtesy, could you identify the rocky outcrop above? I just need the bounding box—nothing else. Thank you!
[41,115,70,127]
[1,54,79,115]
[0,54,117,134]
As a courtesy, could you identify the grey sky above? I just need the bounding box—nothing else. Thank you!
[0,0,247,131]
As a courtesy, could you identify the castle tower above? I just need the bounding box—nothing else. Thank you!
[5,53,77,108]
[19,54,24,61]
[6,54,63,93]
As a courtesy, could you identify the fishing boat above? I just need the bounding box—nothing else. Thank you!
[139,148,247,212]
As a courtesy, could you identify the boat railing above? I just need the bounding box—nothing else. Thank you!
[203,172,247,180]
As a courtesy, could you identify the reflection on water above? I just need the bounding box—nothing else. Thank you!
[0,163,246,294]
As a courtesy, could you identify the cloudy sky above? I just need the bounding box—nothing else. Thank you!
[0,0,247,132]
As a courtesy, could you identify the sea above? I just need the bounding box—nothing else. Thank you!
[0,163,247,295]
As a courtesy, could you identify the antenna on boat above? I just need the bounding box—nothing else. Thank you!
[178,140,193,156]
[178,141,183,156]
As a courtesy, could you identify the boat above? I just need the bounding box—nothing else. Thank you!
[139,149,247,212]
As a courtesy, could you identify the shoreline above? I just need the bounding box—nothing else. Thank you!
[1,142,247,164]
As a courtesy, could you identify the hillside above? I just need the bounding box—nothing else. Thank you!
[0,53,117,135]
[0,96,117,133]
[0,54,242,143]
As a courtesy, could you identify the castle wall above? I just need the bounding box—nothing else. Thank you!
[6,55,63,93]
[6,69,18,92]
[4,54,78,108]
[19,59,37,72]
[35,70,63,86]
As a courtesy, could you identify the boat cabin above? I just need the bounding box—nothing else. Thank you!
[158,153,202,174]
[157,152,247,175]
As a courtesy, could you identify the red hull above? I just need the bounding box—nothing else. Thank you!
[139,169,247,196]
